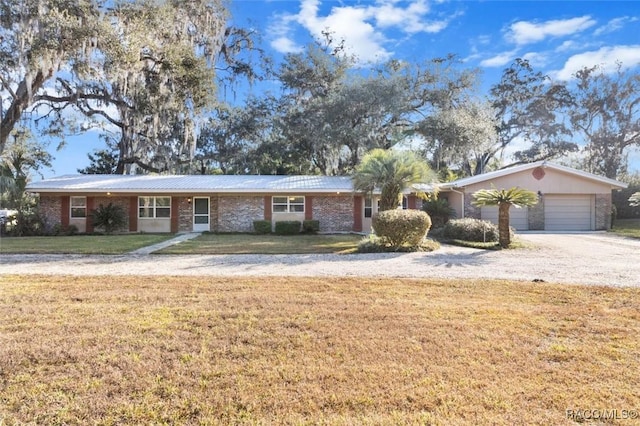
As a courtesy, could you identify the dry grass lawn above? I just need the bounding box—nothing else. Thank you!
[1,275,639,425]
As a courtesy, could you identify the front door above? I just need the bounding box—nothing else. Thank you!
[193,197,210,232]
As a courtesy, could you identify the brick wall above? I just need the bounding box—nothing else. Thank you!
[312,195,354,232]
[92,196,130,233]
[178,197,192,232]
[39,196,62,233]
[595,193,612,230]
[217,196,264,232]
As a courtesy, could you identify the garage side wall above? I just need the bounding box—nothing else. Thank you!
[595,193,612,230]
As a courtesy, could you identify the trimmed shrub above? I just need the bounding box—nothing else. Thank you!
[302,219,320,234]
[443,218,500,242]
[357,234,440,253]
[372,209,432,247]
[253,220,272,234]
[422,198,456,227]
[274,220,301,235]
[91,203,126,234]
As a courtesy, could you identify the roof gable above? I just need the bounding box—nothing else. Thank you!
[441,161,627,190]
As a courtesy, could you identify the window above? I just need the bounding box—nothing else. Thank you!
[364,197,372,218]
[273,196,304,213]
[70,196,86,218]
[139,196,171,218]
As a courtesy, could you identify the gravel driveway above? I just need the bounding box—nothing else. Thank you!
[1,233,639,286]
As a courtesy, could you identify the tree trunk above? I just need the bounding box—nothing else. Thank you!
[498,202,511,248]
[1,70,48,154]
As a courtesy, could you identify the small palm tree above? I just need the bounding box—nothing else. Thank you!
[472,187,538,248]
[353,149,437,211]
[630,192,640,207]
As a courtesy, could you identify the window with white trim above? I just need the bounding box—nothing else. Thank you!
[364,197,372,218]
[70,196,87,218]
[273,196,304,213]
[139,196,171,218]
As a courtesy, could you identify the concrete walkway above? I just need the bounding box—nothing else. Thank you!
[128,232,202,255]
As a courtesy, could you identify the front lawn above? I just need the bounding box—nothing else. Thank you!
[158,233,362,254]
[1,275,639,424]
[611,218,640,239]
[0,234,174,254]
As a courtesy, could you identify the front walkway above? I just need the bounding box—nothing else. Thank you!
[128,232,201,255]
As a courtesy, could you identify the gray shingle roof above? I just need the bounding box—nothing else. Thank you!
[26,174,356,193]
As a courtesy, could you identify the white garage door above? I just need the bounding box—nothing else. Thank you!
[481,205,529,230]
[544,195,593,231]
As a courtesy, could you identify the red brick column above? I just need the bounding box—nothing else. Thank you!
[171,197,179,233]
[264,196,272,221]
[61,196,70,228]
[86,196,95,233]
[353,196,363,232]
[408,195,418,210]
[129,197,138,232]
[305,196,313,220]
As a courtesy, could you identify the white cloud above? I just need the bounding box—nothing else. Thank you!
[552,45,640,80]
[507,16,596,45]
[480,50,518,67]
[271,37,302,53]
[555,40,577,52]
[269,0,455,63]
[594,16,639,36]
[522,51,549,68]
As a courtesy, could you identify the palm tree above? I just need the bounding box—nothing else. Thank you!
[352,149,437,211]
[472,187,538,248]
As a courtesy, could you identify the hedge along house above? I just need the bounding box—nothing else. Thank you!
[26,174,422,234]
[436,161,627,231]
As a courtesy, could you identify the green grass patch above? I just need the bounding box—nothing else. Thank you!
[611,218,640,239]
[0,234,175,254]
[158,233,362,254]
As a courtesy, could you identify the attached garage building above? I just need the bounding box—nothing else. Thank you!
[439,161,627,231]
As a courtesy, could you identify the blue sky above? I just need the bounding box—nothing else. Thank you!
[47,0,640,177]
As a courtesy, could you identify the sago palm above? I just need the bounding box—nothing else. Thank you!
[352,149,437,211]
[472,187,538,248]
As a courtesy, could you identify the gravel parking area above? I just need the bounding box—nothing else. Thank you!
[1,233,639,286]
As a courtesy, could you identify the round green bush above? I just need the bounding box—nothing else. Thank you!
[442,218,499,242]
[372,209,432,247]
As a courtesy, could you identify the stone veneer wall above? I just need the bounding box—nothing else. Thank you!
[217,196,264,232]
[39,196,62,232]
[177,197,192,232]
[463,194,481,219]
[92,196,130,233]
[312,195,354,232]
[528,200,544,230]
[595,193,612,230]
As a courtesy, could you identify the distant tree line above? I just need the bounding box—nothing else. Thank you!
[1,1,639,184]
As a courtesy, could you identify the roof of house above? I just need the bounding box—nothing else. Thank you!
[26,174,356,194]
[438,161,628,190]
